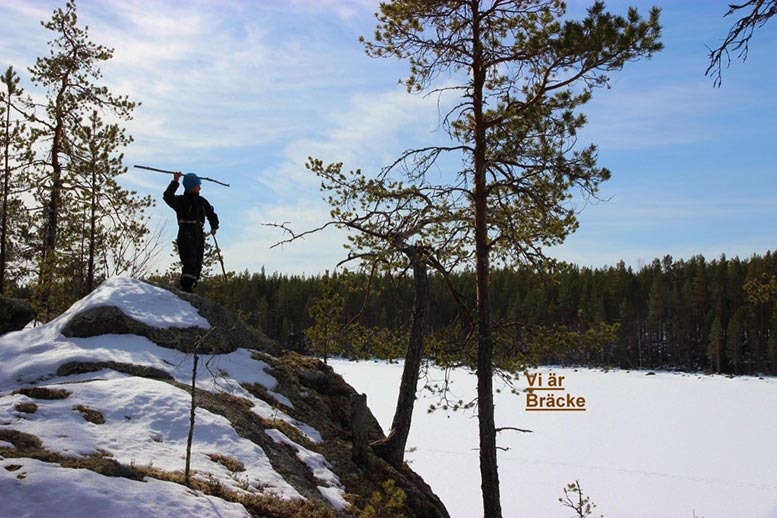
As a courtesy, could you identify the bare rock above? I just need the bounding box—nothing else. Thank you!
[61,289,279,356]
[36,281,448,517]
[0,295,34,336]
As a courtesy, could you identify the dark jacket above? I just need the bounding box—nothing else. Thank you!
[163,181,219,231]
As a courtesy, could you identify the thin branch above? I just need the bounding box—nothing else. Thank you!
[495,426,533,434]
[707,0,776,86]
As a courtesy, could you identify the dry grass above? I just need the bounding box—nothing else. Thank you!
[131,463,337,518]
[242,382,270,401]
[0,429,142,480]
[73,405,106,424]
[56,361,173,380]
[238,493,337,518]
[0,429,43,450]
[14,402,38,414]
[12,387,71,400]
[64,451,142,480]
[207,453,246,473]
[214,390,255,413]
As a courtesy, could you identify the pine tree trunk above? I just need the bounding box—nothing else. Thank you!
[46,122,64,254]
[0,96,10,294]
[39,69,71,318]
[471,6,502,515]
[86,168,97,294]
[373,246,428,468]
[475,184,500,518]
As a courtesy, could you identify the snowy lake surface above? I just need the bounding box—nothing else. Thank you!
[331,360,777,518]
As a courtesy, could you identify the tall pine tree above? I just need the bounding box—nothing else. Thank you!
[25,1,140,317]
[362,1,662,514]
[0,66,32,294]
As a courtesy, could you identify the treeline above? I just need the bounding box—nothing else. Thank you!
[1,2,154,320]
[196,251,777,376]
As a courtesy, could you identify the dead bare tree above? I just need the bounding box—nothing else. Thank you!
[184,327,216,487]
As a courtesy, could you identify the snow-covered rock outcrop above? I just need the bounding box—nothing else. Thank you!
[0,277,448,518]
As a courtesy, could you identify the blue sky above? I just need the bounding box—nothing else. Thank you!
[1,0,776,276]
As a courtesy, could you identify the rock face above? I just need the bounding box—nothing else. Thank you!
[61,289,280,356]
[208,353,450,518]
[0,279,449,518]
[274,355,450,518]
[0,295,34,335]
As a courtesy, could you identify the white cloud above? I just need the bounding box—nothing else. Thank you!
[239,85,454,273]
[226,202,350,276]
[9,0,775,279]
[30,1,380,167]
[581,81,727,150]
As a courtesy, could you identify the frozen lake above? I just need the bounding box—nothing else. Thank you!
[332,360,777,518]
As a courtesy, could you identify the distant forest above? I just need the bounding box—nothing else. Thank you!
[194,251,777,376]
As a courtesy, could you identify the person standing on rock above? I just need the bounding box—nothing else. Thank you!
[163,172,219,293]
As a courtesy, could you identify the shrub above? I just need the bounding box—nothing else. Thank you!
[355,479,407,518]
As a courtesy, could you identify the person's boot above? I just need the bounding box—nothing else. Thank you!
[180,277,194,293]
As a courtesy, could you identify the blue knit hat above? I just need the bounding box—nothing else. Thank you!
[182,173,201,190]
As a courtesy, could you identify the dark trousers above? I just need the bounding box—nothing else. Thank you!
[177,225,204,292]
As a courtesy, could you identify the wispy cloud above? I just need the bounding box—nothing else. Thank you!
[240,85,453,272]
[5,0,777,277]
[581,81,729,150]
[12,1,380,166]
[228,202,349,276]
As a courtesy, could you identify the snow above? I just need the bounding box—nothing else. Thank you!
[49,276,210,331]
[266,428,348,510]
[6,275,774,517]
[0,278,321,443]
[0,376,300,499]
[331,359,777,518]
[0,458,251,518]
[0,277,333,518]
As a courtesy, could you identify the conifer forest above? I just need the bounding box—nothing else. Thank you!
[191,251,777,377]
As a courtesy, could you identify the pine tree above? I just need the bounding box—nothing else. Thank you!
[26,0,137,317]
[69,110,153,295]
[707,0,777,86]
[743,271,777,372]
[361,2,662,514]
[617,296,637,368]
[708,310,724,373]
[0,66,32,295]
[646,273,667,368]
[305,272,345,363]
[726,309,744,374]
[282,157,462,468]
